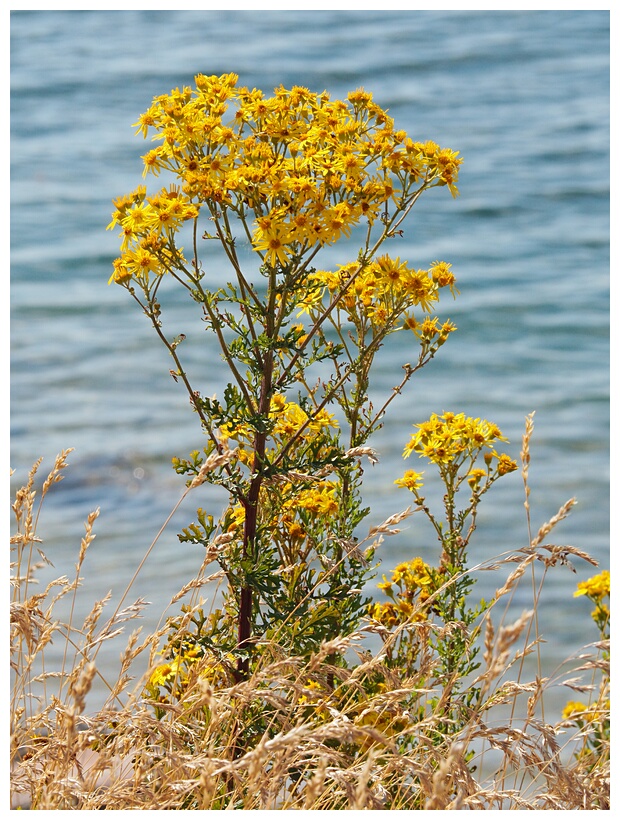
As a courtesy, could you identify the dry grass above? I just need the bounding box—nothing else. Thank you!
[10,437,609,810]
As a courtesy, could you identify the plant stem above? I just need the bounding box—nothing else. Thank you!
[235,265,277,681]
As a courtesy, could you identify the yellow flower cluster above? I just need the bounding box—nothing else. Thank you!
[354,705,410,752]
[150,646,236,696]
[109,73,462,284]
[302,257,458,334]
[402,411,518,472]
[573,569,610,637]
[297,676,410,751]
[224,480,339,541]
[562,571,609,734]
[562,699,610,724]
[574,570,610,601]
[107,185,198,283]
[562,700,588,720]
[294,482,339,517]
[149,645,201,688]
[219,393,338,466]
[270,393,339,439]
[369,557,436,627]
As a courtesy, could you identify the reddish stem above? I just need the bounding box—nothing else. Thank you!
[235,346,274,682]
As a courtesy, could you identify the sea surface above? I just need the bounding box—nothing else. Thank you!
[10,10,609,717]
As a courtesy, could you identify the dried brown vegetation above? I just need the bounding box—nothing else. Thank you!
[10,440,609,810]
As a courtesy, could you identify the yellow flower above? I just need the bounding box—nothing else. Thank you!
[394,469,424,492]
[108,257,132,285]
[592,602,610,622]
[574,570,610,600]
[287,521,306,541]
[121,202,152,235]
[376,575,394,594]
[123,247,162,279]
[397,599,414,618]
[438,319,457,342]
[270,393,287,413]
[219,420,252,446]
[368,601,399,628]
[467,468,487,488]
[225,504,246,533]
[401,269,438,313]
[141,147,167,177]
[496,453,518,475]
[252,222,295,267]
[149,645,203,689]
[132,103,161,138]
[272,400,309,439]
[562,700,587,720]
[430,260,458,296]
[307,407,339,432]
[562,700,609,726]
[347,87,374,107]
[413,316,441,343]
[391,558,433,593]
[150,662,174,687]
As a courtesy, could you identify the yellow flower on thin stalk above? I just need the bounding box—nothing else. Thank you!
[467,468,488,489]
[394,469,424,492]
[574,570,610,601]
[496,452,518,475]
[123,247,162,279]
[252,228,295,267]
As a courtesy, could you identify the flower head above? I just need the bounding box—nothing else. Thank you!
[574,570,610,601]
[394,469,424,492]
[403,412,509,467]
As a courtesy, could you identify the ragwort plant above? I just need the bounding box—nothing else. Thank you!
[104,77,544,776]
[107,73,475,686]
[369,411,518,730]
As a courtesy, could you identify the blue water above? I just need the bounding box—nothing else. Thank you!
[10,10,609,714]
